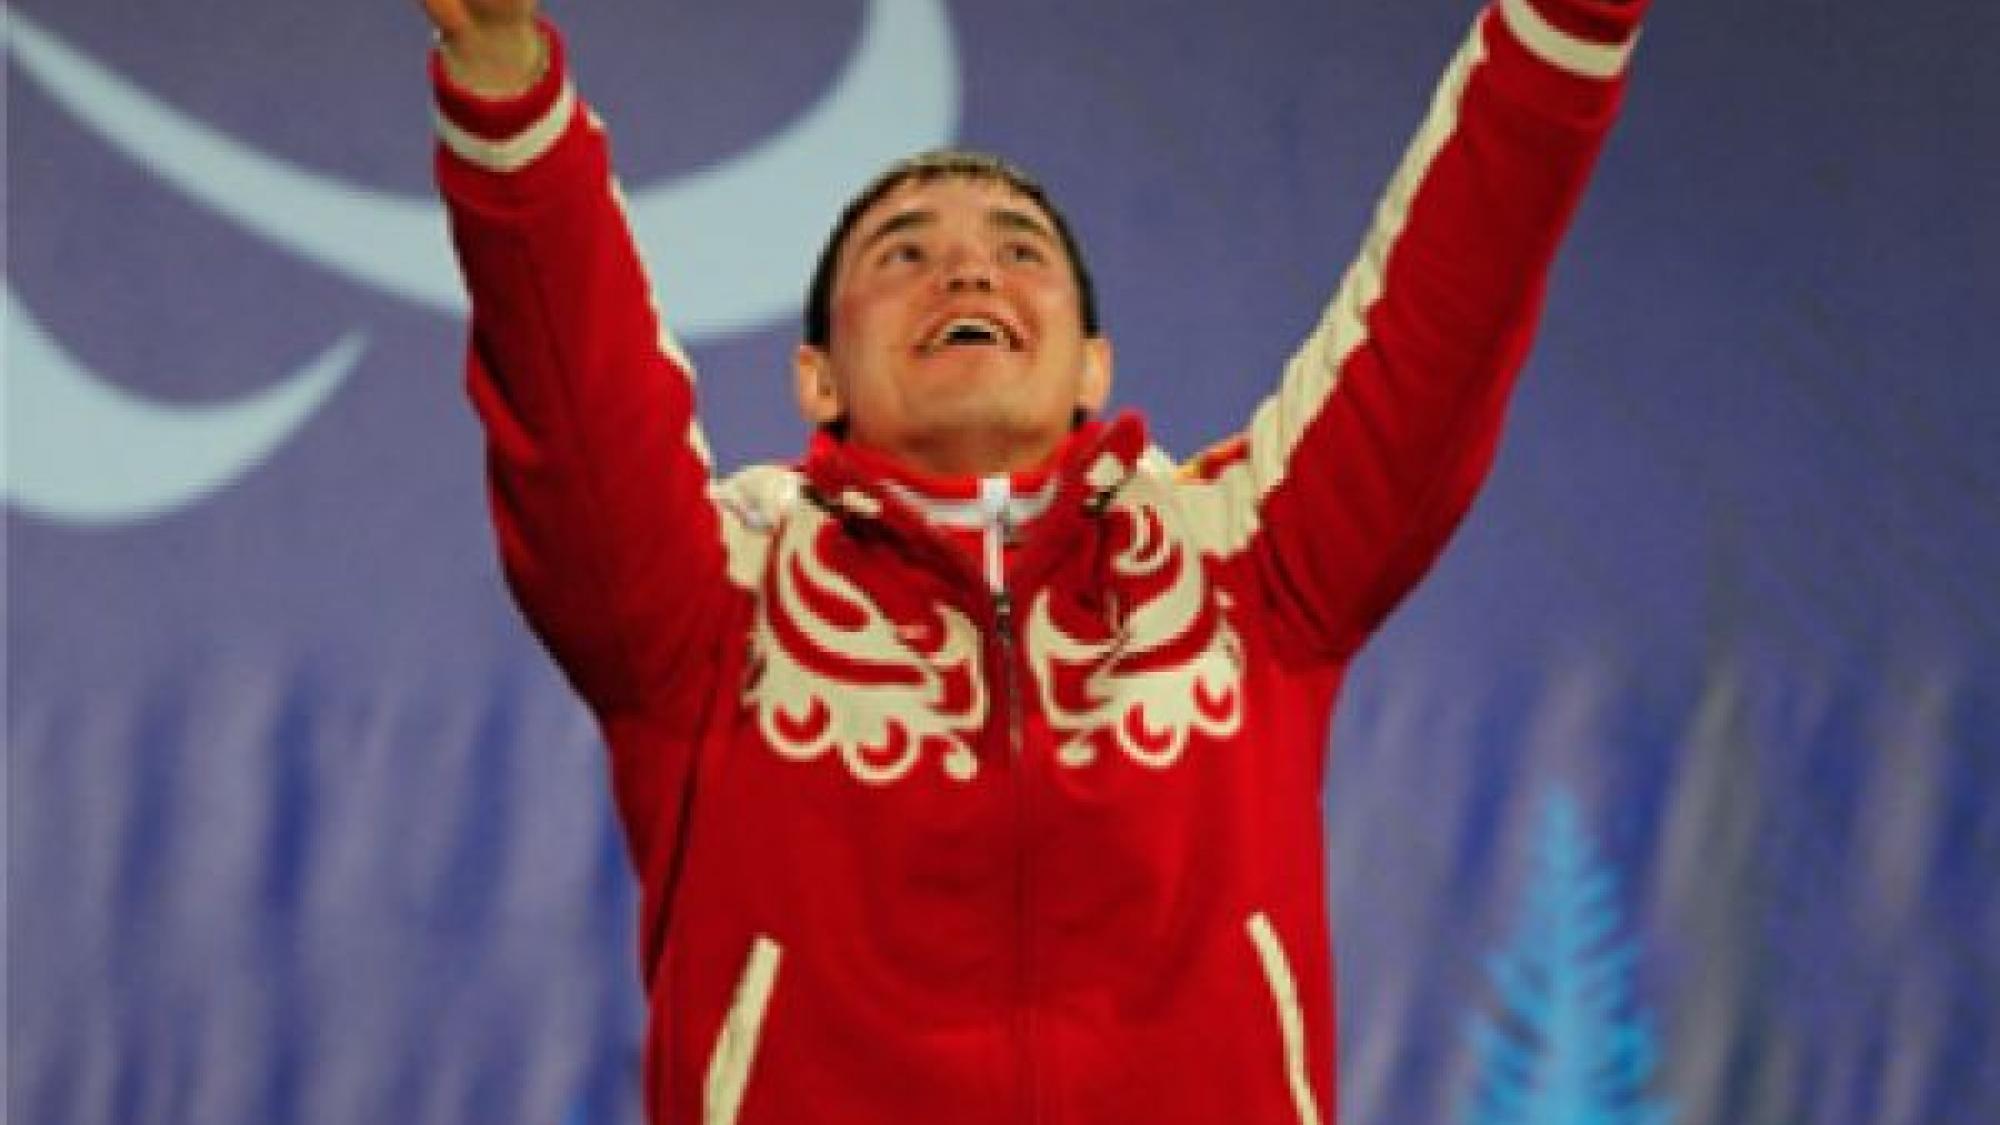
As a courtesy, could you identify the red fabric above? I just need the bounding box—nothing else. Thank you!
[1520,0,1650,47]
[829,425,1087,501]
[433,4,1641,1120]
[428,18,565,141]
[818,424,1100,575]
[1482,6,1635,128]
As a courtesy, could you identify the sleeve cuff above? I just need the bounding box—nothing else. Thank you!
[1497,0,1649,80]
[430,19,577,171]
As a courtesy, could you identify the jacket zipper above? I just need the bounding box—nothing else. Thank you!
[993,590,1024,760]
[975,479,1044,1123]
[993,585,1039,1123]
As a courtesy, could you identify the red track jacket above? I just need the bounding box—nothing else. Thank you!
[433,2,1645,1120]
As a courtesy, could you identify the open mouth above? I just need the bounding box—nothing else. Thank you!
[921,315,1020,352]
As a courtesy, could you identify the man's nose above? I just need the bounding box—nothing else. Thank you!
[941,244,996,292]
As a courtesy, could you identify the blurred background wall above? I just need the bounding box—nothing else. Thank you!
[8,1,1996,1121]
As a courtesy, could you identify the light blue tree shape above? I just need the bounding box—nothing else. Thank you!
[1461,789,1673,1125]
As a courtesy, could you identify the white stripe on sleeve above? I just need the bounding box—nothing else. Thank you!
[433,82,578,172]
[1498,0,1638,80]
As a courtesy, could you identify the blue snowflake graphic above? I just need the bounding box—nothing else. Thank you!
[1461,789,1673,1125]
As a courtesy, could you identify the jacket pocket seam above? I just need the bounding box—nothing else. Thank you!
[705,934,783,1125]
[1245,912,1323,1125]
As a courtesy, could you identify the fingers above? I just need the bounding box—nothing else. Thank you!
[428,2,546,96]
[416,0,472,39]
[417,0,537,41]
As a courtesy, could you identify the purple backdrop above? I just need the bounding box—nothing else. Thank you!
[8,1,1997,1122]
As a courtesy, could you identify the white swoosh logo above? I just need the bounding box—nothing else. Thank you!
[1,291,363,525]
[2,1,958,524]
[6,0,958,337]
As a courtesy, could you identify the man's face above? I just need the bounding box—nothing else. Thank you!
[794,176,1112,476]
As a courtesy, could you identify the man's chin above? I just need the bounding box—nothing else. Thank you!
[889,396,1061,449]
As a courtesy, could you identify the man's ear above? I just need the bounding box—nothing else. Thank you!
[1077,335,1114,414]
[794,345,845,426]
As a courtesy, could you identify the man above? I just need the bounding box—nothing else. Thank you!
[418,0,1647,1121]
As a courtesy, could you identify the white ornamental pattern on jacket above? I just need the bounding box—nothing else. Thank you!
[746,505,988,784]
[745,486,1244,785]
[1026,491,1244,768]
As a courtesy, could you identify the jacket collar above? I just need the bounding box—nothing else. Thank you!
[798,413,1151,597]
[799,412,1150,528]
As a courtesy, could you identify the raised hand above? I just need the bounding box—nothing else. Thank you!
[416,0,545,95]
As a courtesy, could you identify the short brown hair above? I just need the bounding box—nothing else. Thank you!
[802,149,1100,347]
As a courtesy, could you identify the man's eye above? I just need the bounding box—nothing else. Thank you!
[881,243,926,266]
[1003,243,1046,264]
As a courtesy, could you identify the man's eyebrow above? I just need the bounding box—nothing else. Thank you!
[853,204,1059,258]
[855,209,937,256]
[988,207,1056,241]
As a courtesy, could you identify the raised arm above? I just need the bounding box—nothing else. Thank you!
[1180,0,1648,662]
[419,0,544,94]
[420,3,756,845]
